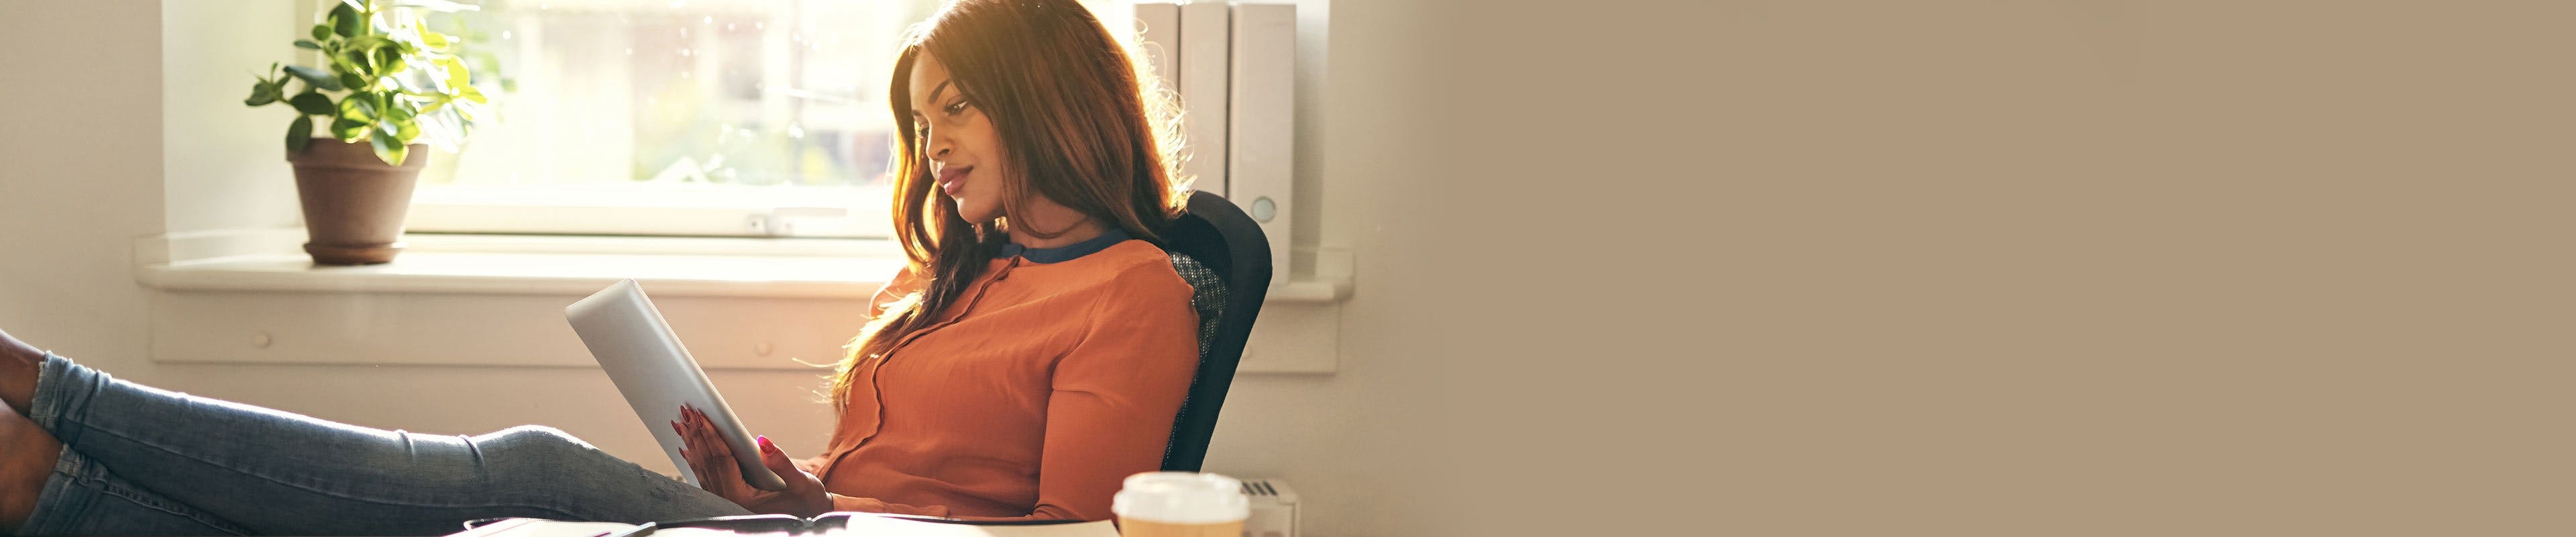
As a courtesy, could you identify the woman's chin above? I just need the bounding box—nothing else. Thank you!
[949,198,1003,224]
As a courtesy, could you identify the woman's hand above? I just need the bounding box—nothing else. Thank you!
[673,405,834,517]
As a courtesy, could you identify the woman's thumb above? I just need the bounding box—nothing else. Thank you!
[756,436,796,471]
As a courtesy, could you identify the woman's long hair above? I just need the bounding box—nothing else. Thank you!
[829,0,1190,409]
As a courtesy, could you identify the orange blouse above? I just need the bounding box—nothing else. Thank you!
[815,237,1201,522]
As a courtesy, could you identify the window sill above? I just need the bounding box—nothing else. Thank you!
[137,233,1351,303]
[139,252,905,299]
[133,230,1348,374]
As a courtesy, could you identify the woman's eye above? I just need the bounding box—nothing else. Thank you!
[944,101,969,115]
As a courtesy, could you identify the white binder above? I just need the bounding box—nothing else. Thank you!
[1229,2,1295,280]
[1176,1,1231,195]
[1131,2,1180,99]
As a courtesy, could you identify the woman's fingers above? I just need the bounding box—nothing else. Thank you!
[678,405,782,504]
[692,407,732,458]
[688,408,747,490]
[676,405,735,493]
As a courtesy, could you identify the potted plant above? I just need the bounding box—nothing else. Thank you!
[245,0,486,264]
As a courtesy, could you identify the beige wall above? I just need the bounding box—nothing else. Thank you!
[0,1,167,383]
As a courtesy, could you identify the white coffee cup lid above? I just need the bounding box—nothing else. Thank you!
[1112,472,1249,524]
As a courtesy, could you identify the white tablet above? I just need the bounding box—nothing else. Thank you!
[566,279,788,491]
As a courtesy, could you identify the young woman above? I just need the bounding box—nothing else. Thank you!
[0,0,1201,534]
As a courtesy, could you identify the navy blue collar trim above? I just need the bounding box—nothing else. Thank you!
[998,228,1132,264]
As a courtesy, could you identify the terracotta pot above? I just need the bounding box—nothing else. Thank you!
[288,140,428,265]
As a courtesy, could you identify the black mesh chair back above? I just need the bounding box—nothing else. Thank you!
[1155,190,1273,472]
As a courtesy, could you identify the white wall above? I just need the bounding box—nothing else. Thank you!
[1,1,1428,536]
[162,0,304,234]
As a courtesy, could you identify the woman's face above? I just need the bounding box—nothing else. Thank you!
[909,52,1008,223]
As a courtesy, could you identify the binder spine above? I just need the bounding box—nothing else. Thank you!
[1130,2,1181,103]
[1228,2,1295,281]
[1176,1,1232,196]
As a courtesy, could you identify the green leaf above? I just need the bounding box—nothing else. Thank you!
[331,116,370,141]
[370,124,408,165]
[312,23,331,42]
[286,115,315,154]
[345,34,396,51]
[294,39,323,50]
[374,48,402,74]
[282,64,342,92]
[457,85,486,104]
[289,92,334,115]
[330,3,362,38]
[384,100,416,123]
[336,93,374,122]
[419,30,451,50]
[436,56,469,91]
[337,72,367,91]
[244,81,280,106]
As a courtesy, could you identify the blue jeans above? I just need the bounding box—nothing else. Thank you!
[14,353,752,536]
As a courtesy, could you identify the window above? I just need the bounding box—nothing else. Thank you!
[402,0,1132,238]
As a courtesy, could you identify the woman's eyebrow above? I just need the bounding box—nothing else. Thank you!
[911,79,954,118]
[927,79,954,103]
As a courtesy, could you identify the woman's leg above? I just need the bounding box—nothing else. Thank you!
[17,444,258,536]
[0,328,46,414]
[6,348,751,536]
[3,381,250,536]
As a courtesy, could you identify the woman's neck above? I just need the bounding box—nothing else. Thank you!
[1007,215,1109,250]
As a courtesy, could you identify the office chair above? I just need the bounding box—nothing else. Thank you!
[1156,190,1274,472]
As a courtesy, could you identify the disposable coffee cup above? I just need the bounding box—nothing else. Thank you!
[1112,472,1248,537]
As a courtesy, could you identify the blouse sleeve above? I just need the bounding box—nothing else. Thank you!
[825,264,1200,522]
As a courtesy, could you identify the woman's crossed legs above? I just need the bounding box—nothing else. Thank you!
[0,329,749,536]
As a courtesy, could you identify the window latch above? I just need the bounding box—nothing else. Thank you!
[745,207,851,237]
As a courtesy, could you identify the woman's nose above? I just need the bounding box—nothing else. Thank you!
[927,136,952,159]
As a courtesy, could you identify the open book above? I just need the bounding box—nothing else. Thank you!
[449,513,1118,537]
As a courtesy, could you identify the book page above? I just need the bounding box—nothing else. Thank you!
[452,518,819,537]
[446,519,632,537]
[449,516,1120,537]
[835,516,1120,537]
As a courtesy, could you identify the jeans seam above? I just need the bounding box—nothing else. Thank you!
[63,418,592,521]
[22,465,93,536]
[23,448,247,536]
[80,470,253,536]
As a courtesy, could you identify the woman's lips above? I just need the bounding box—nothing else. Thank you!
[939,166,972,197]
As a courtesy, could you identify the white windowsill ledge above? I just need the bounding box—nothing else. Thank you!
[136,232,1352,303]
[132,231,1349,375]
[139,252,902,299]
